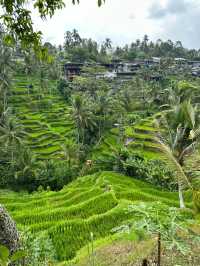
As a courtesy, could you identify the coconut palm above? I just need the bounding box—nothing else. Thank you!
[14,147,42,187]
[95,92,116,139]
[161,81,197,110]
[0,41,13,111]
[0,116,25,163]
[72,94,97,145]
[61,139,80,168]
[155,101,200,208]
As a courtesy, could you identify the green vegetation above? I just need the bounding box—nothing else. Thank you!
[0,244,25,266]
[1,21,200,265]
[0,171,194,263]
[10,76,75,160]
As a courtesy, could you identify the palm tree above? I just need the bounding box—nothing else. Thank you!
[160,81,198,112]
[0,115,25,163]
[61,139,80,168]
[14,147,42,183]
[0,36,13,112]
[72,94,96,145]
[104,38,112,50]
[155,101,200,208]
[38,63,48,100]
[95,92,114,139]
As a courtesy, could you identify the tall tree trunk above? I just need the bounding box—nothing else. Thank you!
[178,181,185,208]
[3,90,7,112]
[157,232,161,266]
[0,204,20,254]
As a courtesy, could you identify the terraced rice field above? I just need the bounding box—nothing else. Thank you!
[10,76,161,162]
[9,76,75,160]
[0,171,193,263]
[92,114,161,161]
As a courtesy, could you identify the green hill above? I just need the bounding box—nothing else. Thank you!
[4,76,198,265]
[9,75,75,160]
[10,76,165,164]
[92,114,162,163]
[0,171,193,263]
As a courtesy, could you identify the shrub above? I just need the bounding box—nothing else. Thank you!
[123,155,176,190]
[20,230,56,266]
[57,79,72,102]
[95,152,176,190]
[39,160,78,191]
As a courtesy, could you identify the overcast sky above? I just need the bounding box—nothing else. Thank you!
[32,0,200,49]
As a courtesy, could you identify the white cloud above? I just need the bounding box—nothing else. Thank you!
[31,0,200,49]
[148,0,200,48]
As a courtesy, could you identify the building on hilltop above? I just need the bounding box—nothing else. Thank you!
[63,58,160,82]
[188,60,200,68]
[63,63,83,81]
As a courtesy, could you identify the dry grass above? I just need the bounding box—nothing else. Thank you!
[78,238,157,266]
[74,235,200,266]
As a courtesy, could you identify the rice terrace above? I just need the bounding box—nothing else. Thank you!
[0,0,200,265]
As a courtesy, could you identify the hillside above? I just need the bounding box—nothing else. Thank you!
[1,11,200,266]
[9,76,75,160]
[92,114,162,162]
[0,171,193,263]
[11,75,163,163]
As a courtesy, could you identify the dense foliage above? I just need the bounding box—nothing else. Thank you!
[0,172,194,263]
[63,30,200,63]
[1,22,200,265]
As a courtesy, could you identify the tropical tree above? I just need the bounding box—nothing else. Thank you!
[72,94,97,145]
[39,64,48,97]
[0,115,25,164]
[14,148,42,187]
[95,91,114,138]
[61,139,80,168]
[119,86,135,112]
[156,101,200,208]
[0,28,13,112]
[23,50,38,76]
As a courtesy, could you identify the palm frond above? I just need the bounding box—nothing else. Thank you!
[156,137,192,188]
[189,127,200,140]
[181,101,195,128]
[178,142,196,162]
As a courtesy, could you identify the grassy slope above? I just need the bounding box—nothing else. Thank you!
[0,171,193,262]
[11,76,162,162]
[5,76,197,264]
[9,76,75,160]
[92,114,162,161]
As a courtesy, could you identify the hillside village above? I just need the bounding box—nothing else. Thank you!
[64,57,200,81]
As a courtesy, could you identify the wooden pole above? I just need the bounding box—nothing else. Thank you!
[157,232,161,266]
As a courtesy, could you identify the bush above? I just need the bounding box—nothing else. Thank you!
[123,155,176,190]
[95,152,175,190]
[57,79,72,102]
[38,160,78,191]
[20,230,56,266]
[0,158,78,192]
